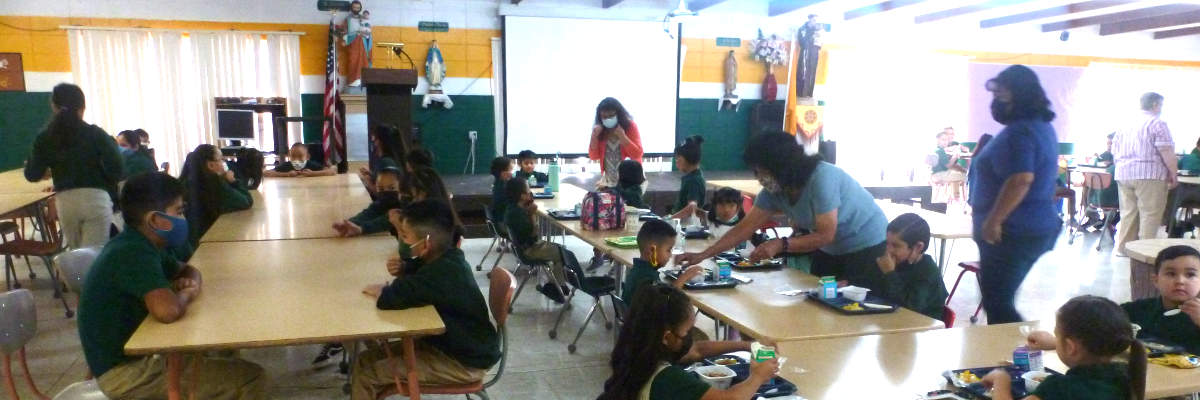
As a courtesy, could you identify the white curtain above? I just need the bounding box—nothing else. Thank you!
[68,29,302,174]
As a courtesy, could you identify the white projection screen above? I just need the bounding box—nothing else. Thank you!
[504,16,679,155]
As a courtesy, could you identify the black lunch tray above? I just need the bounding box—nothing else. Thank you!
[662,270,738,290]
[806,292,898,315]
[548,210,580,220]
[944,366,1062,399]
[700,355,797,398]
[716,252,783,270]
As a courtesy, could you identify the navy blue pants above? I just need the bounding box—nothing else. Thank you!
[975,230,1058,324]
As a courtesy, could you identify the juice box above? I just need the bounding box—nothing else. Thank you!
[751,342,776,362]
[716,260,732,279]
[819,276,837,299]
[1013,346,1043,373]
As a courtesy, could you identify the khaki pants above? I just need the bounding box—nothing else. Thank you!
[351,340,487,400]
[56,188,113,249]
[1116,179,1169,252]
[96,355,266,400]
[524,241,567,284]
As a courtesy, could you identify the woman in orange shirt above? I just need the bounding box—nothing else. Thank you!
[589,97,644,188]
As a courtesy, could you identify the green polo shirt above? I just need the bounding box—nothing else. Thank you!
[1122,297,1200,355]
[1033,363,1128,400]
[349,199,403,235]
[931,147,967,173]
[25,123,123,200]
[875,254,947,321]
[122,150,158,180]
[647,365,710,400]
[376,248,501,370]
[220,179,254,213]
[514,170,548,186]
[490,177,511,223]
[622,258,660,298]
[1180,149,1200,172]
[504,205,537,248]
[675,169,706,213]
[616,183,648,209]
[78,228,183,377]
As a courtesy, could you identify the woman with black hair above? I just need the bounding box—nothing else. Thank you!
[24,83,123,249]
[589,97,644,188]
[676,131,889,289]
[968,64,1061,324]
[116,129,158,180]
[180,144,254,244]
[598,285,777,400]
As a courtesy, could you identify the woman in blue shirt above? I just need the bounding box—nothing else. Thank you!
[969,64,1061,324]
[676,131,889,289]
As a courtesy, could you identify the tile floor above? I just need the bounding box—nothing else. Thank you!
[9,226,1132,399]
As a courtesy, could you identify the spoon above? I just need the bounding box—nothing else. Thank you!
[1164,308,1182,316]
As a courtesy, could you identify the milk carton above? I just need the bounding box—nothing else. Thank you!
[819,276,837,299]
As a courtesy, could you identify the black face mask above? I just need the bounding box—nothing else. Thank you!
[990,98,1012,124]
[667,330,694,363]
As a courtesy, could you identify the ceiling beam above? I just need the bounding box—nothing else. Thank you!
[602,0,624,8]
[1154,25,1200,39]
[767,0,831,17]
[1041,3,1200,32]
[914,0,1040,24]
[843,0,929,20]
[686,0,727,12]
[979,0,1138,29]
[1099,9,1200,35]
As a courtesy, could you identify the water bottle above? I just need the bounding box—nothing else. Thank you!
[548,157,560,193]
[527,174,536,187]
[672,218,685,255]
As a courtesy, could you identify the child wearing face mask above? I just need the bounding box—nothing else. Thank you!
[1121,245,1200,355]
[703,187,745,240]
[598,285,776,400]
[872,213,948,320]
[79,173,267,400]
[332,167,405,238]
[981,295,1146,400]
[671,136,707,226]
[116,130,157,180]
[504,178,573,303]
[264,143,334,178]
[354,200,500,400]
[180,144,253,244]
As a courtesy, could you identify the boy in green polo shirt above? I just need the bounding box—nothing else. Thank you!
[504,178,572,303]
[622,218,703,297]
[1121,245,1200,355]
[514,150,548,187]
[79,172,265,400]
[873,213,948,321]
[489,156,514,226]
[333,167,404,237]
[264,143,334,177]
[353,200,500,400]
[671,136,706,224]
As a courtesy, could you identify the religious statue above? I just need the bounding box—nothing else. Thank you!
[720,50,739,111]
[796,14,822,98]
[338,0,372,87]
[422,40,453,108]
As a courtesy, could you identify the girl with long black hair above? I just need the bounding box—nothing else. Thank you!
[116,129,157,180]
[358,124,409,196]
[180,144,253,244]
[598,285,777,400]
[24,83,123,249]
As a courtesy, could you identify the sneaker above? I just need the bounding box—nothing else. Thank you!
[586,255,607,272]
[312,343,344,365]
[537,283,566,304]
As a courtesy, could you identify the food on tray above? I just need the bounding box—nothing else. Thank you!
[713,357,739,365]
[956,370,981,384]
[701,371,731,378]
[842,302,863,311]
[738,261,751,266]
[1032,375,1047,382]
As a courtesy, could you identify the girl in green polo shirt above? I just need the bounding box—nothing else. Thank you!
[671,135,707,225]
[981,295,1146,400]
[116,130,157,180]
[180,144,254,244]
[598,285,778,400]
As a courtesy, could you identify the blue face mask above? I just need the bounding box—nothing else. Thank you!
[120,147,136,156]
[151,212,189,249]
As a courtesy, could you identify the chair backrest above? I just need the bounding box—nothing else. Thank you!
[484,267,516,389]
[942,306,956,329]
[560,245,588,289]
[0,289,37,355]
[52,379,108,400]
[1083,172,1113,191]
[502,224,537,265]
[56,247,102,294]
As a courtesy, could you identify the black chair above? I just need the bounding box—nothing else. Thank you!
[549,245,616,354]
[477,206,511,271]
[504,224,566,313]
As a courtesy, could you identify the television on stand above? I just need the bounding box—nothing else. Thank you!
[217,109,256,149]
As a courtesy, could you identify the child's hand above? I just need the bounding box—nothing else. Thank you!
[875,254,896,274]
[173,278,200,294]
[362,284,385,299]
[386,255,404,277]
[981,369,1012,396]
[332,220,349,236]
[678,265,705,284]
[289,170,301,177]
[1026,330,1057,351]
[748,357,780,382]
[1180,298,1200,326]
[223,170,237,183]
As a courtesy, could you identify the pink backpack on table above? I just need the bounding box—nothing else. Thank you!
[581,189,625,231]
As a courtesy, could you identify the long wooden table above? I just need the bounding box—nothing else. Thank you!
[125,236,445,399]
[201,175,375,242]
[534,184,944,343]
[776,320,1200,399]
[0,168,55,194]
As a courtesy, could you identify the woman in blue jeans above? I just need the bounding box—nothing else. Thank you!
[969,65,1062,324]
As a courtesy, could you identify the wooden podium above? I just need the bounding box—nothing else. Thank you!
[361,68,418,168]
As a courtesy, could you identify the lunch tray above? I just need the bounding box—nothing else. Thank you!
[638,213,661,222]
[700,355,798,398]
[548,210,580,220]
[663,270,738,290]
[944,366,1062,399]
[684,227,712,239]
[532,192,555,199]
[716,252,783,270]
[806,292,898,315]
[1140,334,1189,357]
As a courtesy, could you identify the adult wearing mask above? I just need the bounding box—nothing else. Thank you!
[969,65,1061,324]
[588,97,643,188]
[25,83,123,249]
[676,131,889,289]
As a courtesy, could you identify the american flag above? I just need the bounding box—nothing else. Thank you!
[321,16,346,167]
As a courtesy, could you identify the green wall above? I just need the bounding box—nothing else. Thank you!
[0,91,50,171]
[675,98,759,171]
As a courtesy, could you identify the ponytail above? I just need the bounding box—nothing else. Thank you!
[1128,340,1146,400]
[46,83,87,147]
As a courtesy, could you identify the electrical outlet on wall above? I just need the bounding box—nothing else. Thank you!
[468,131,478,141]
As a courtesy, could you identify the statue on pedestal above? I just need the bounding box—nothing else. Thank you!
[422,40,453,108]
[720,50,739,111]
[339,0,372,87]
[796,14,822,98]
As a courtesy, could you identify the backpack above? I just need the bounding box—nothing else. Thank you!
[581,189,626,231]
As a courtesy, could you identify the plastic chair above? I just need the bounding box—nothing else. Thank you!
[946,261,984,324]
[52,380,107,400]
[549,245,616,354]
[0,199,72,317]
[1,289,47,400]
[942,306,956,329]
[56,247,101,296]
[476,206,510,272]
[0,219,37,289]
[1082,172,1119,251]
[376,266,516,399]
